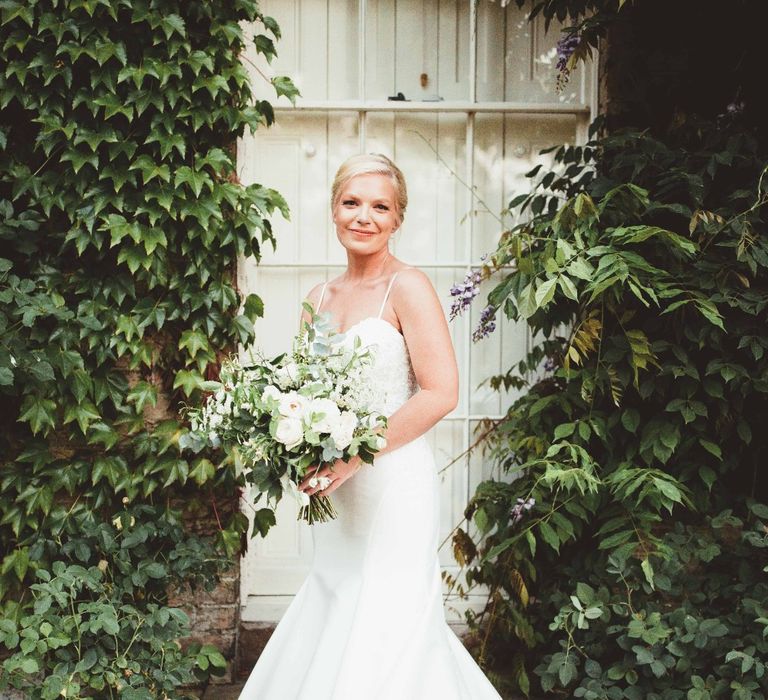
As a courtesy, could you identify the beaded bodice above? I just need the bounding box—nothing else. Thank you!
[339,317,419,415]
[315,271,419,416]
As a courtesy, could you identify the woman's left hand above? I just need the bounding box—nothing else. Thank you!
[298,455,363,496]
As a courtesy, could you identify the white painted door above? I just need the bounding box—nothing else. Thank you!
[237,0,596,623]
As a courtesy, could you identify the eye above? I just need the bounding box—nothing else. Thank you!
[375,204,389,210]
[342,199,356,206]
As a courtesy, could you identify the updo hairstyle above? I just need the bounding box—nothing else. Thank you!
[330,153,408,226]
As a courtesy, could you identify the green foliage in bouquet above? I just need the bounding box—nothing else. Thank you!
[457,116,768,698]
[180,305,388,533]
[0,0,296,695]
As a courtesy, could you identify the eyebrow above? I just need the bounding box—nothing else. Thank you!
[342,193,393,203]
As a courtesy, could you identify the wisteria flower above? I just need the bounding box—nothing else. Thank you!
[449,269,482,320]
[472,305,497,342]
[555,32,580,91]
[511,497,535,524]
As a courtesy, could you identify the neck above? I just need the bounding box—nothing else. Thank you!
[344,247,392,282]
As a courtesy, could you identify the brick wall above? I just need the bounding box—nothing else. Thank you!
[170,562,241,684]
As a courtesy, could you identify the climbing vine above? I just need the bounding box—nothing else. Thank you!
[0,0,296,696]
[454,1,768,697]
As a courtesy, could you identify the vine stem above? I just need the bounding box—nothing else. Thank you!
[438,419,502,475]
[699,164,768,253]
[409,130,504,226]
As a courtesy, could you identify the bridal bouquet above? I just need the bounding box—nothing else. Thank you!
[180,303,388,530]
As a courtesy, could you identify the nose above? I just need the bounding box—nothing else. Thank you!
[356,204,370,223]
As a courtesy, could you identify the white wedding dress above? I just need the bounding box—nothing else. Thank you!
[239,272,502,700]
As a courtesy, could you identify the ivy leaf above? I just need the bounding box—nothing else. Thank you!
[175,166,212,198]
[173,370,205,396]
[242,293,264,322]
[17,395,57,435]
[140,228,168,255]
[254,34,276,62]
[272,75,300,104]
[63,400,101,434]
[27,360,55,383]
[127,381,158,412]
[253,508,276,537]
[178,330,210,359]
[190,458,215,485]
[160,14,186,39]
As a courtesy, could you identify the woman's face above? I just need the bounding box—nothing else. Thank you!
[332,173,399,255]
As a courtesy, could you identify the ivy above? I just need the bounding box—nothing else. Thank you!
[0,0,296,695]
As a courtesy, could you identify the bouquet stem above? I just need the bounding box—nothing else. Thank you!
[299,494,338,524]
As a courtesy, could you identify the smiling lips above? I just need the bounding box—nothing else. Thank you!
[350,228,376,236]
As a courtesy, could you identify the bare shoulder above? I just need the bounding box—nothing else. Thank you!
[299,281,327,326]
[304,281,326,306]
[392,266,437,303]
[390,266,443,322]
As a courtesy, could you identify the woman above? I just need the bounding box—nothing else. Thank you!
[239,154,502,699]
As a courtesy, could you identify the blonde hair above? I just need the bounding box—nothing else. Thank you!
[330,153,408,225]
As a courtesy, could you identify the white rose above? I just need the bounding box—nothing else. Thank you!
[275,417,303,450]
[331,411,358,450]
[375,435,387,450]
[278,391,308,419]
[308,398,341,433]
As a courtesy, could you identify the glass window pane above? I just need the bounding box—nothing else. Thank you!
[245,0,361,103]
[366,112,469,263]
[475,3,591,105]
[365,0,470,102]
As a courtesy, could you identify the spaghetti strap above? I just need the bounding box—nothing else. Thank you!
[316,281,328,312]
[377,271,401,319]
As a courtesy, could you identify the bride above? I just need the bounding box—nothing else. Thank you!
[239,153,502,699]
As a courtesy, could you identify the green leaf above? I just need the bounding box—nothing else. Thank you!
[173,370,205,396]
[538,520,561,553]
[253,507,277,537]
[242,293,264,322]
[558,275,579,300]
[641,557,654,587]
[20,657,39,674]
[699,438,721,459]
[190,458,215,485]
[534,277,557,308]
[17,395,57,435]
[127,381,158,412]
[178,329,210,359]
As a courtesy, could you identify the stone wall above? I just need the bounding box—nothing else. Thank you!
[170,562,241,684]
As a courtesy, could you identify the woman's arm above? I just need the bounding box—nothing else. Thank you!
[374,267,459,456]
[300,268,458,496]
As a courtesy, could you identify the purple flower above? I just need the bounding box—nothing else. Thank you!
[555,33,580,90]
[449,269,482,321]
[543,357,556,372]
[511,497,535,524]
[472,304,497,342]
[556,34,580,72]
